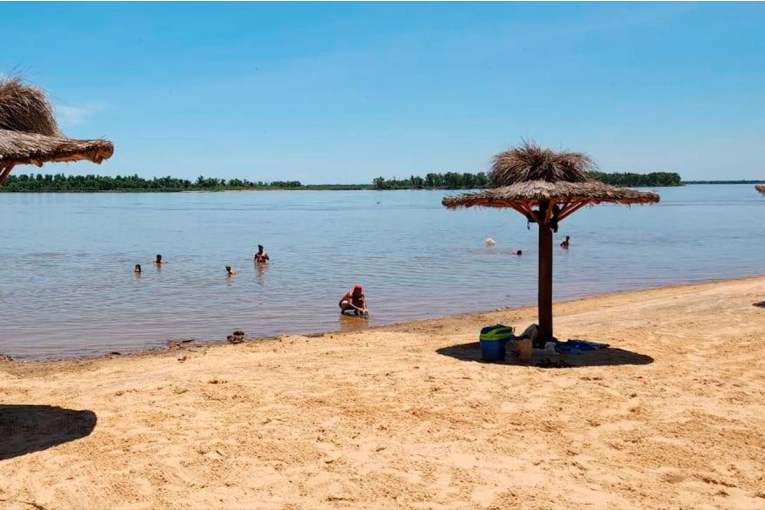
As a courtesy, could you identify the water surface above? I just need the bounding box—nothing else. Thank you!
[1,185,763,359]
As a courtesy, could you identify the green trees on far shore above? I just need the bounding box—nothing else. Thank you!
[0,170,682,193]
[372,171,682,189]
[372,172,489,190]
[0,173,304,192]
[587,171,682,187]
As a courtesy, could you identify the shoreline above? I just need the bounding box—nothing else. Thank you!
[3,275,765,509]
[3,274,763,365]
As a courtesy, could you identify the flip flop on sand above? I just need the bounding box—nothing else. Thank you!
[537,358,573,369]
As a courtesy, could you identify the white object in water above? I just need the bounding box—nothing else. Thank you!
[486,237,496,247]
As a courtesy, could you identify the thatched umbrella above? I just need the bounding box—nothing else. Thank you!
[442,142,660,345]
[756,184,765,195]
[0,77,113,185]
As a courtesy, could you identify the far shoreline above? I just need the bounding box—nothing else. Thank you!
[2,182,764,194]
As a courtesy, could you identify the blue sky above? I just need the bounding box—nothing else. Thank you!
[2,2,764,183]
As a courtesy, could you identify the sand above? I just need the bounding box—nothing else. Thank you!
[2,277,765,510]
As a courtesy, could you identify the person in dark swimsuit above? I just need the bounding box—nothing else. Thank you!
[560,236,570,249]
[254,245,270,264]
[339,284,368,317]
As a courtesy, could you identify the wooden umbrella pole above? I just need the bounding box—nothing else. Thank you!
[538,200,554,344]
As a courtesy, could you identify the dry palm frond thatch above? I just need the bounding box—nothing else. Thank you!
[489,141,596,186]
[0,77,113,179]
[444,141,658,209]
[0,130,113,166]
[443,180,659,210]
[0,77,61,136]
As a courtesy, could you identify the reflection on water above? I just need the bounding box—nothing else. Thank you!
[255,263,268,286]
[0,185,764,360]
[338,314,368,334]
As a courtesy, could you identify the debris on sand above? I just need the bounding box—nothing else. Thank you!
[227,331,245,344]
[167,338,196,349]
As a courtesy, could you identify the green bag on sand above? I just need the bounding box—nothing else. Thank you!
[479,325,514,342]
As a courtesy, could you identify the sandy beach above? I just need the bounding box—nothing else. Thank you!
[2,277,765,510]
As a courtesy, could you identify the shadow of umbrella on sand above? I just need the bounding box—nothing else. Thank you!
[0,405,97,461]
[0,77,114,186]
[442,141,660,346]
[436,341,654,367]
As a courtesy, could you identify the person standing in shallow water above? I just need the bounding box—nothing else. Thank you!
[225,265,237,276]
[134,264,142,274]
[254,245,270,264]
[154,254,164,265]
[560,236,570,249]
[339,284,368,317]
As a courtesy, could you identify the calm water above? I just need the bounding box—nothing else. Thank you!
[1,185,764,360]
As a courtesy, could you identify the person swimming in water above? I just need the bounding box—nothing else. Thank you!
[254,245,270,264]
[515,250,522,256]
[225,265,237,276]
[339,284,368,317]
[134,264,142,274]
[560,236,570,249]
[154,254,164,265]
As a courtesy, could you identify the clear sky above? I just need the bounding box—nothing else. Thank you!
[2,2,764,183]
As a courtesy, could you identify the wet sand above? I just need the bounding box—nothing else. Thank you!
[2,277,765,510]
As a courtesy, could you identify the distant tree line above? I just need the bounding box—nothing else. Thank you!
[0,173,304,192]
[372,171,681,189]
[587,171,682,187]
[372,173,489,190]
[0,170,683,193]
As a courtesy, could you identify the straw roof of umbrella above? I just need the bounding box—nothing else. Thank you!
[443,142,659,213]
[756,184,765,195]
[442,141,660,347]
[0,77,113,184]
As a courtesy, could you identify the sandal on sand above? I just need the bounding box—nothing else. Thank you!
[537,358,573,369]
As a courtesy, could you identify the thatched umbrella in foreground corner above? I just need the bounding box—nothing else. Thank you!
[0,77,113,185]
[442,142,660,346]
[756,184,765,195]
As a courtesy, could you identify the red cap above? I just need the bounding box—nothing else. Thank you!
[354,284,363,292]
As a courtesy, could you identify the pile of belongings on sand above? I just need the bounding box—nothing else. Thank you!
[511,324,610,368]
[516,324,610,354]
[518,324,609,350]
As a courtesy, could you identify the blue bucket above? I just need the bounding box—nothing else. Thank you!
[480,339,508,362]
[479,325,514,362]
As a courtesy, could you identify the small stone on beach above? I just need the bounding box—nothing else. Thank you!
[227,334,244,344]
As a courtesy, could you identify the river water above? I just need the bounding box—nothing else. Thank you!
[1,185,763,360]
